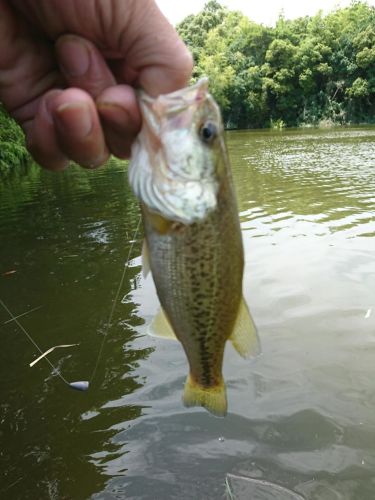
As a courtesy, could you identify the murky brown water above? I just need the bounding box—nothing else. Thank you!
[1,127,374,499]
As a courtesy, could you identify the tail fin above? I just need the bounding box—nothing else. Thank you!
[183,374,227,417]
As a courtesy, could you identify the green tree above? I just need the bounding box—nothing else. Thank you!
[177,0,227,73]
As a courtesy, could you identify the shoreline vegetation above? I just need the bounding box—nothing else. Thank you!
[1,0,374,172]
[177,0,375,130]
[0,105,30,173]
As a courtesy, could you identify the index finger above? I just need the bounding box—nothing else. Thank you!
[110,2,193,96]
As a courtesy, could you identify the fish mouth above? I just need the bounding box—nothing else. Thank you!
[139,78,209,118]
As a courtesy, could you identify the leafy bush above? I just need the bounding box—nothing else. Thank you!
[0,105,30,173]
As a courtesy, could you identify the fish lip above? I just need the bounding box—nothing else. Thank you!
[136,75,217,156]
[138,78,209,108]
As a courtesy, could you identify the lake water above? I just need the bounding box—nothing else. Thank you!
[0,127,374,500]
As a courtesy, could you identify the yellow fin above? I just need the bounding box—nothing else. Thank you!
[230,296,261,359]
[142,204,173,234]
[148,308,178,340]
[142,239,150,278]
[183,374,227,417]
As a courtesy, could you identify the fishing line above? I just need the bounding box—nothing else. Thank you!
[90,215,142,385]
[0,298,71,387]
[3,304,43,325]
[0,216,142,392]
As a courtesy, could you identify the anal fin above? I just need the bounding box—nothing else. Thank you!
[229,296,261,359]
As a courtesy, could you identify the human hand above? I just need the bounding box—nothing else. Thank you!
[0,0,192,170]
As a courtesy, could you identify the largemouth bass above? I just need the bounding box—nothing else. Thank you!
[129,79,260,417]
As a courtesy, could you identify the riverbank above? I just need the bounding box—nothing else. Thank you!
[269,118,375,130]
[1,105,374,175]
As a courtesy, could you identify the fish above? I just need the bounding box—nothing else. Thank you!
[128,78,260,417]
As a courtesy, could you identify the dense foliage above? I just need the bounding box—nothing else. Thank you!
[177,0,375,128]
[0,105,29,173]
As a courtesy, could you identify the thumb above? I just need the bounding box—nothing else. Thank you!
[112,1,193,96]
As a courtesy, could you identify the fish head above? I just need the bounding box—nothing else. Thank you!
[129,78,228,225]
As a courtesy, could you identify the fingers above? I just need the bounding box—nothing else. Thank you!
[116,1,193,96]
[29,88,109,170]
[0,1,191,170]
[0,0,60,118]
[27,35,142,169]
[29,85,140,169]
[27,90,69,171]
[56,35,141,163]
[56,35,116,98]
[97,85,141,158]
[53,89,110,168]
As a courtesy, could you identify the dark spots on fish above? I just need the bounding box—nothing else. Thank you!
[193,321,207,331]
[171,222,187,235]
[194,293,206,301]
[193,311,207,320]
[197,337,212,386]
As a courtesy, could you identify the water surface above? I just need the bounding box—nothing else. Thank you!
[0,127,374,499]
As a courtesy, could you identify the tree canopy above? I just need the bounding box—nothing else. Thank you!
[177,0,375,128]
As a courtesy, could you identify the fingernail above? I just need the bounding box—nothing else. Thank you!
[97,102,138,132]
[42,90,63,125]
[55,102,93,138]
[85,152,110,169]
[58,38,90,77]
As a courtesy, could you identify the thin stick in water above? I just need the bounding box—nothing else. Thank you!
[29,344,79,367]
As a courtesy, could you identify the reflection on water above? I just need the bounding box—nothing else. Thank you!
[0,128,374,499]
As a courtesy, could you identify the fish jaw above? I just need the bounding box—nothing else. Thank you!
[128,78,224,225]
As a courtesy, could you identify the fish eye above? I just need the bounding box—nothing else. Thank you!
[199,121,217,145]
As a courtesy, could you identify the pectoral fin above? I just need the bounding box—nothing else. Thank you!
[229,296,261,359]
[142,204,173,234]
[148,308,178,340]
